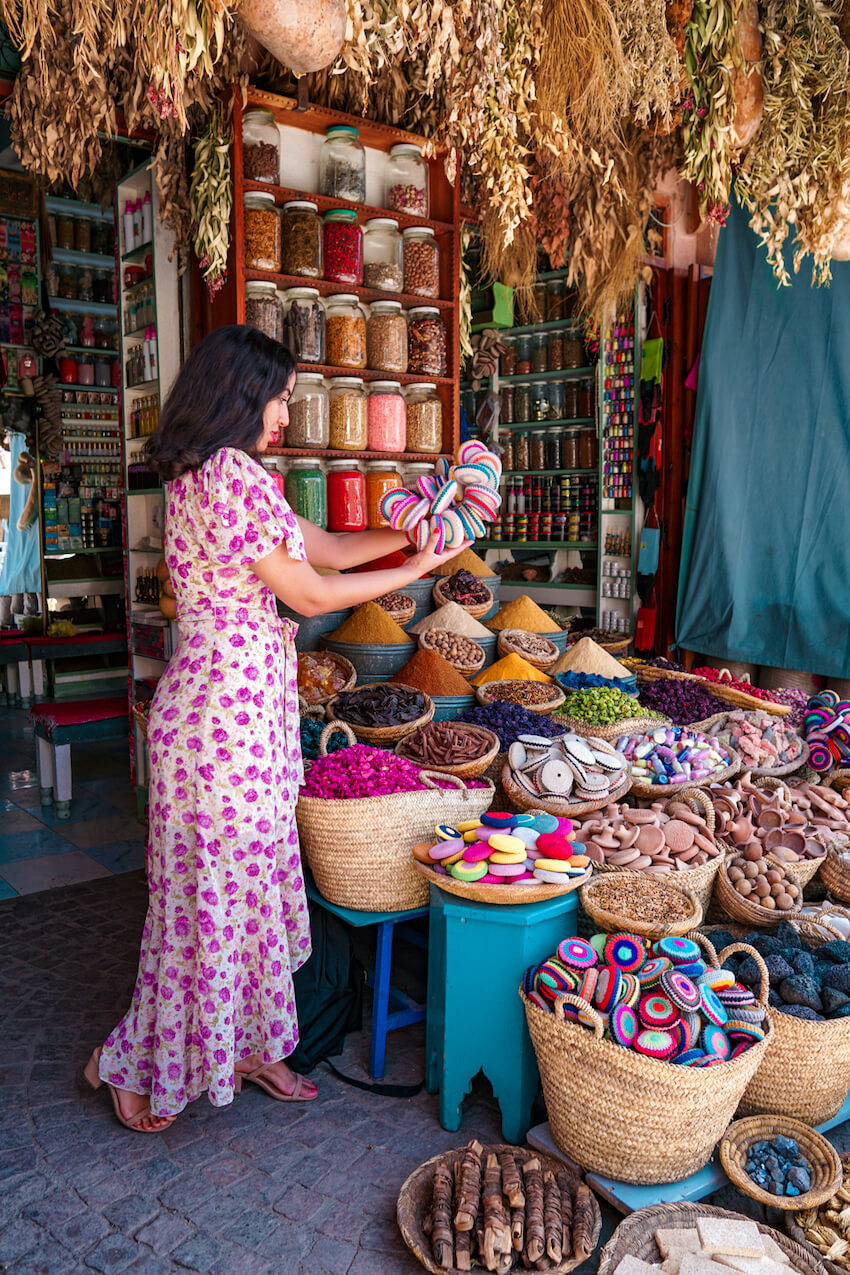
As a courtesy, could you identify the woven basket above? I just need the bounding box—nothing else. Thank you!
[432,576,494,620]
[501,763,631,817]
[297,750,495,913]
[700,711,809,777]
[554,712,668,743]
[396,1145,602,1275]
[765,849,823,889]
[325,683,435,744]
[131,702,150,740]
[713,858,802,928]
[706,679,791,716]
[475,682,566,715]
[597,1203,823,1275]
[414,858,592,905]
[794,901,850,944]
[718,1114,842,1211]
[394,724,500,780]
[496,628,560,671]
[418,630,486,678]
[622,661,704,687]
[827,768,850,799]
[296,649,357,708]
[624,736,742,800]
[813,844,850,903]
[579,874,702,939]
[376,593,416,627]
[520,934,773,1183]
[787,1154,850,1275]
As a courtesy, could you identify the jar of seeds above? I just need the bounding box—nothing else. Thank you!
[284,287,324,364]
[385,144,429,217]
[367,300,408,374]
[407,306,446,376]
[325,293,367,369]
[405,382,443,453]
[328,377,368,450]
[319,125,366,203]
[288,373,329,448]
[245,280,282,341]
[281,200,322,278]
[363,218,402,292]
[244,191,280,272]
[402,226,439,298]
[242,109,279,183]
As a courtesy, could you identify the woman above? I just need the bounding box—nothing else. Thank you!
[85,326,468,1132]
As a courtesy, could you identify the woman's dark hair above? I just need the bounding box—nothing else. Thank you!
[143,325,297,480]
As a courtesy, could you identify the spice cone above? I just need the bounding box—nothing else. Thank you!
[550,636,630,680]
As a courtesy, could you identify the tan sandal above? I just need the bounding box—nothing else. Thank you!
[235,1062,318,1102]
[83,1048,175,1133]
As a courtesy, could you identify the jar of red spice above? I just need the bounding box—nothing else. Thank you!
[327,461,366,531]
[365,462,403,528]
[322,209,363,286]
[367,381,406,452]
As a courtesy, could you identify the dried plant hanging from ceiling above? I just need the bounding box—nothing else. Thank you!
[679,0,745,226]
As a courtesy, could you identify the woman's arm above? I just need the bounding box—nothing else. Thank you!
[252,531,471,616]
[294,517,409,570]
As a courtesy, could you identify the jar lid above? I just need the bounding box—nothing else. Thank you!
[405,382,438,393]
[243,109,276,126]
[389,143,422,158]
[369,380,402,391]
[328,376,365,388]
[323,208,359,222]
[402,226,435,238]
[366,462,400,470]
[365,217,400,231]
[282,200,318,213]
[261,458,280,469]
[245,280,279,295]
[326,293,361,305]
[327,459,363,470]
[325,125,360,139]
[369,299,402,312]
[407,306,440,317]
[244,191,276,207]
[285,286,321,299]
[288,458,323,468]
[296,372,326,384]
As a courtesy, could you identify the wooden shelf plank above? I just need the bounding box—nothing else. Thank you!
[243,180,453,235]
[243,267,453,312]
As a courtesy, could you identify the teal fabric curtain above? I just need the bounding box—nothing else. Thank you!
[676,196,850,677]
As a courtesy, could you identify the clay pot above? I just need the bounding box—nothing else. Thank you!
[757,808,783,831]
[238,0,347,75]
[730,817,755,844]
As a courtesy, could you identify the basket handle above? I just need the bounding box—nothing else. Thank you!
[685,929,721,970]
[299,695,326,718]
[673,786,716,837]
[753,774,791,806]
[320,720,356,755]
[717,941,770,1010]
[418,770,468,791]
[553,993,605,1039]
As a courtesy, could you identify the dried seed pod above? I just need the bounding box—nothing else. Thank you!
[522,1156,545,1265]
[572,1180,595,1261]
[557,1170,574,1257]
[431,1161,454,1269]
[499,1149,525,1209]
[453,1159,472,1272]
[543,1171,562,1262]
[482,1153,510,1271]
[454,1139,484,1233]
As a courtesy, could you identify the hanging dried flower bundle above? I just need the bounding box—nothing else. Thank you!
[609,0,681,130]
[190,102,233,296]
[680,0,745,225]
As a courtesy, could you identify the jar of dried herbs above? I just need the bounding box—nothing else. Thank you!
[402,226,439,298]
[284,287,325,364]
[288,372,329,448]
[363,218,402,292]
[514,384,532,423]
[328,377,368,450]
[367,300,408,374]
[244,191,281,272]
[579,378,594,418]
[547,380,565,421]
[325,294,367,369]
[242,109,279,184]
[514,433,530,469]
[245,281,282,341]
[548,330,565,371]
[57,215,75,251]
[77,267,94,302]
[58,265,76,300]
[500,384,515,424]
[319,125,366,203]
[564,380,580,419]
[502,436,515,470]
[75,218,92,254]
[532,332,548,373]
[385,144,429,217]
[546,278,566,320]
[281,200,322,279]
[532,281,547,322]
[564,334,586,369]
[405,382,442,453]
[500,336,517,376]
[407,307,446,376]
[531,431,546,471]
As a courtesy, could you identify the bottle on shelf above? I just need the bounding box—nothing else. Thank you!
[123,201,135,253]
[142,328,152,382]
[148,326,158,380]
[141,192,152,245]
[132,199,142,247]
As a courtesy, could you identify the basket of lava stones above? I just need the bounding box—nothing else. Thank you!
[433,569,495,619]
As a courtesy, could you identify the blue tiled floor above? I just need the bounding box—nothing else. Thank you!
[0,706,145,897]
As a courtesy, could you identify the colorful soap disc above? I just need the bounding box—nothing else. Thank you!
[699,984,729,1027]
[462,841,493,864]
[536,833,574,860]
[638,992,679,1029]
[576,1001,599,1030]
[434,824,460,841]
[441,510,464,549]
[530,813,559,834]
[604,933,645,974]
[534,867,575,884]
[578,968,598,1002]
[412,519,431,551]
[512,813,537,827]
[449,859,487,882]
[488,832,526,854]
[634,1029,677,1060]
[429,516,447,553]
[589,933,608,959]
[557,939,597,970]
[700,1023,731,1060]
[429,837,465,860]
[695,1054,726,1068]
[560,1003,579,1022]
[725,1005,765,1025]
[655,936,702,966]
[481,812,516,828]
[683,1010,702,1042]
[611,1004,639,1047]
[660,969,701,1012]
[637,957,671,987]
[522,964,537,994]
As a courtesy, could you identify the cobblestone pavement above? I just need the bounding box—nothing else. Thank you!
[2,843,849,1273]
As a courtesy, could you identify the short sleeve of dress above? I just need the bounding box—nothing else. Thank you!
[202,447,306,567]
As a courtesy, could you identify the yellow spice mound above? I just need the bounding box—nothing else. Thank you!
[329,602,412,644]
[486,595,562,633]
[472,653,554,685]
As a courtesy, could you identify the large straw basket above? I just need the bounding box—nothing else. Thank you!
[700,712,809,777]
[325,682,434,744]
[794,901,850,944]
[787,1154,850,1275]
[296,649,356,708]
[622,660,705,687]
[418,629,485,677]
[496,628,560,671]
[765,848,823,890]
[623,733,741,799]
[713,858,802,928]
[475,682,566,715]
[579,873,702,940]
[554,713,667,743]
[501,763,631,818]
[718,1114,842,1212]
[396,1145,602,1275]
[394,723,500,780]
[706,677,790,716]
[520,934,773,1183]
[432,576,494,620]
[414,858,592,906]
[297,729,495,912]
[597,1204,823,1275]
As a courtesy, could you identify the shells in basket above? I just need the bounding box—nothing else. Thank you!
[505,732,627,804]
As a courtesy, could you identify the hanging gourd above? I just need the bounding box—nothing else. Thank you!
[731,0,764,150]
[828,187,850,261]
[237,0,346,75]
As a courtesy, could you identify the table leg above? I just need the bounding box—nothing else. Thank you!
[35,736,54,806]
[31,658,45,699]
[54,743,72,818]
[370,919,394,1081]
[17,658,32,705]
[5,663,19,703]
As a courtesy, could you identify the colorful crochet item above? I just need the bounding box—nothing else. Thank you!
[661,969,701,1012]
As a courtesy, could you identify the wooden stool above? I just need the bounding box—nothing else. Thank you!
[425,884,580,1146]
[30,696,129,817]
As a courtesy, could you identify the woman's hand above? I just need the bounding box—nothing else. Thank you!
[408,533,474,578]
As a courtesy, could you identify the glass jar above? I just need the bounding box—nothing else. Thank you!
[288,373,329,448]
[285,459,327,528]
[531,431,546,472]
[532,282,547,322]
[385,143,429,217]
[77,355,94,386]
[74,218,92,254]
[405,382,442,453]
[244,191,281,272]
[403,461,436,485]
[242,109,279,184]
[532,382,549,421]
[579,378,594,418]
[580,426,598,469]
[564,334,586,369]
[367,300,408,374]
[58,265,76,299]
[319,125,366,203]
[367,381,405,452]
[45,263,59,297]
[514,433,530,470]
[500,384,515,425]
[546,278,566,321]
[93,269,111,304]
[363,218,402,292]
[77,268,94,303]
[366,462,403,528]
[325,293,367,369]
[546,430,562,470]
[322,210,363,286]
[245,280,282,341]
[284,287,324,364]
[57,215,75,251]
[407,307,446,376]
[327,461,366,531]
[548,330,564,371]
[514,383,532,423]
[328,376,368,451]
[281,200,322,279]
[563,429,579,468]
[402,227,439,298]
[94,357,111,388]
[547,380,565,421]
[502,437,515,471]
[532,332,548,373]
[92,220,112,257]
[516,335,532,374]
[564,380,580,419]
[500,336,517,376]
[262,459,286,498]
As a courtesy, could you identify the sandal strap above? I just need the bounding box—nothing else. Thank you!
[248,1063,310,1099]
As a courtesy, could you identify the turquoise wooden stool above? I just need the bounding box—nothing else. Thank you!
[30,696,129,817]
[425,884,580,1146]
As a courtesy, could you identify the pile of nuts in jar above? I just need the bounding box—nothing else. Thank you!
[418,629,486,673]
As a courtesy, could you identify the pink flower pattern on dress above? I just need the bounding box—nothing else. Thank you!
[98,448,311,1118]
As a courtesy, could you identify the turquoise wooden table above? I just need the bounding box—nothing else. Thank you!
[425,884,580,1146]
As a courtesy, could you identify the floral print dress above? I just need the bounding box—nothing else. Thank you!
[98,447,311,1118]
